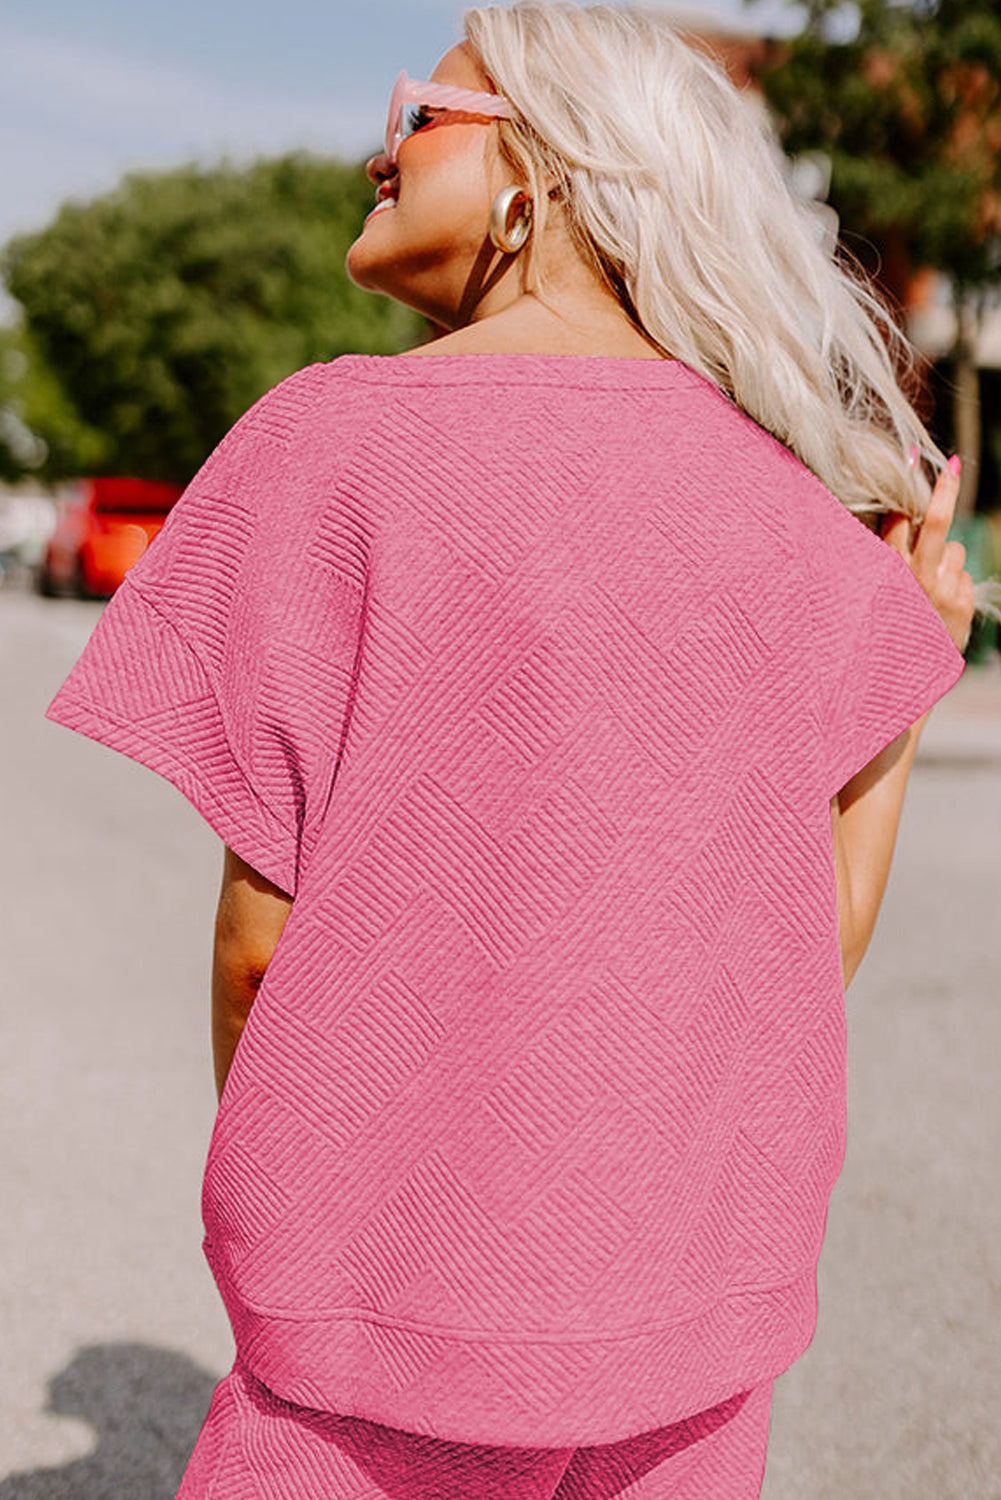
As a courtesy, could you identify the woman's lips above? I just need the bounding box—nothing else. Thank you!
[364,179,399,224]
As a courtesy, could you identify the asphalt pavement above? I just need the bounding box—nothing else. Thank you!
[2,585,999,1499]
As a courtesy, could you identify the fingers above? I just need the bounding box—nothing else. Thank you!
[941,537,967,576]
[880,510,913,557]
[911,457,961,577]
[881,453,961,568]
[884,450,977,652]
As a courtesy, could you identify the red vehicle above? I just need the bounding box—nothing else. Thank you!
[37,476,184,598]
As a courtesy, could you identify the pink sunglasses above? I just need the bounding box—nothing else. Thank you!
[384,70,518,164]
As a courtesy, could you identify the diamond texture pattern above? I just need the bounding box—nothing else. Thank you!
[46,355,965,1454]
[176,1361,773,1499]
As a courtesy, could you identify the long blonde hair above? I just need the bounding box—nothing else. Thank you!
[464,3,953,530]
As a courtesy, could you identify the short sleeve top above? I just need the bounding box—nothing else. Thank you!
[46,354,964,1446]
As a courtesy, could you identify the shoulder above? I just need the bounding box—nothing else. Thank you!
[181,359,400,509]
[131,360,387,588]
[227,358,382,451]
[685,370,887,562]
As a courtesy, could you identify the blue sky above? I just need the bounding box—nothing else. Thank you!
[0,0,802,267]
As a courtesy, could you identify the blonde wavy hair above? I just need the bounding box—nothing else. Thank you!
[463,3,968,540]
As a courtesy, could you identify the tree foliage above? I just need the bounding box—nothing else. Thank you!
[750,0,1001,297]
[0,323,110,483]
[1,155,423,483]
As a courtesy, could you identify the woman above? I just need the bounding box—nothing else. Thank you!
[47,5,977,1496]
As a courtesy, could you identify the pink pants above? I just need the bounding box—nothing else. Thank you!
[178,1363,773,1499]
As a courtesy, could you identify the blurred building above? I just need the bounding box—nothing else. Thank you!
[663,5,1001,522]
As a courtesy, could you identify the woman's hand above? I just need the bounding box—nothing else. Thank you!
[879,458,976,653]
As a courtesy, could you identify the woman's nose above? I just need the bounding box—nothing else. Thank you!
[366,150,396,185]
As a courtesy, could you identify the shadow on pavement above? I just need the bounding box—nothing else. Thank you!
[1,1343,219,1498]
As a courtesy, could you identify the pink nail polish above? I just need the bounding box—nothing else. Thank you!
[948,455,962,476]
[908,445,919,468]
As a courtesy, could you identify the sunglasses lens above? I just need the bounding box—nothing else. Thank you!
[400,101,433,140]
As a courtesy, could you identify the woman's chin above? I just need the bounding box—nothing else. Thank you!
[346,256,421,320]
[346,207,403,287]
[346,240,388,292]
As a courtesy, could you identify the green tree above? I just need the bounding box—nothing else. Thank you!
[0,322,111,483]
[1,154,423,484]
[750,0,1001,513]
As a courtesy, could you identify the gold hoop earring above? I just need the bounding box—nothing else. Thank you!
[489,186,533,254]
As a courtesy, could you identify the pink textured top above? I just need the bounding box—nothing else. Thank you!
[47,354,964,1447]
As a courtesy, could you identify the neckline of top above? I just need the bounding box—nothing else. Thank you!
[332,352,700,388]
[349,351,673,364]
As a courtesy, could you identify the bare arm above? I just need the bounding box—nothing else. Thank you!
[212,846,294,1099]
[831,459,975,986]
[830,715,926,986]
